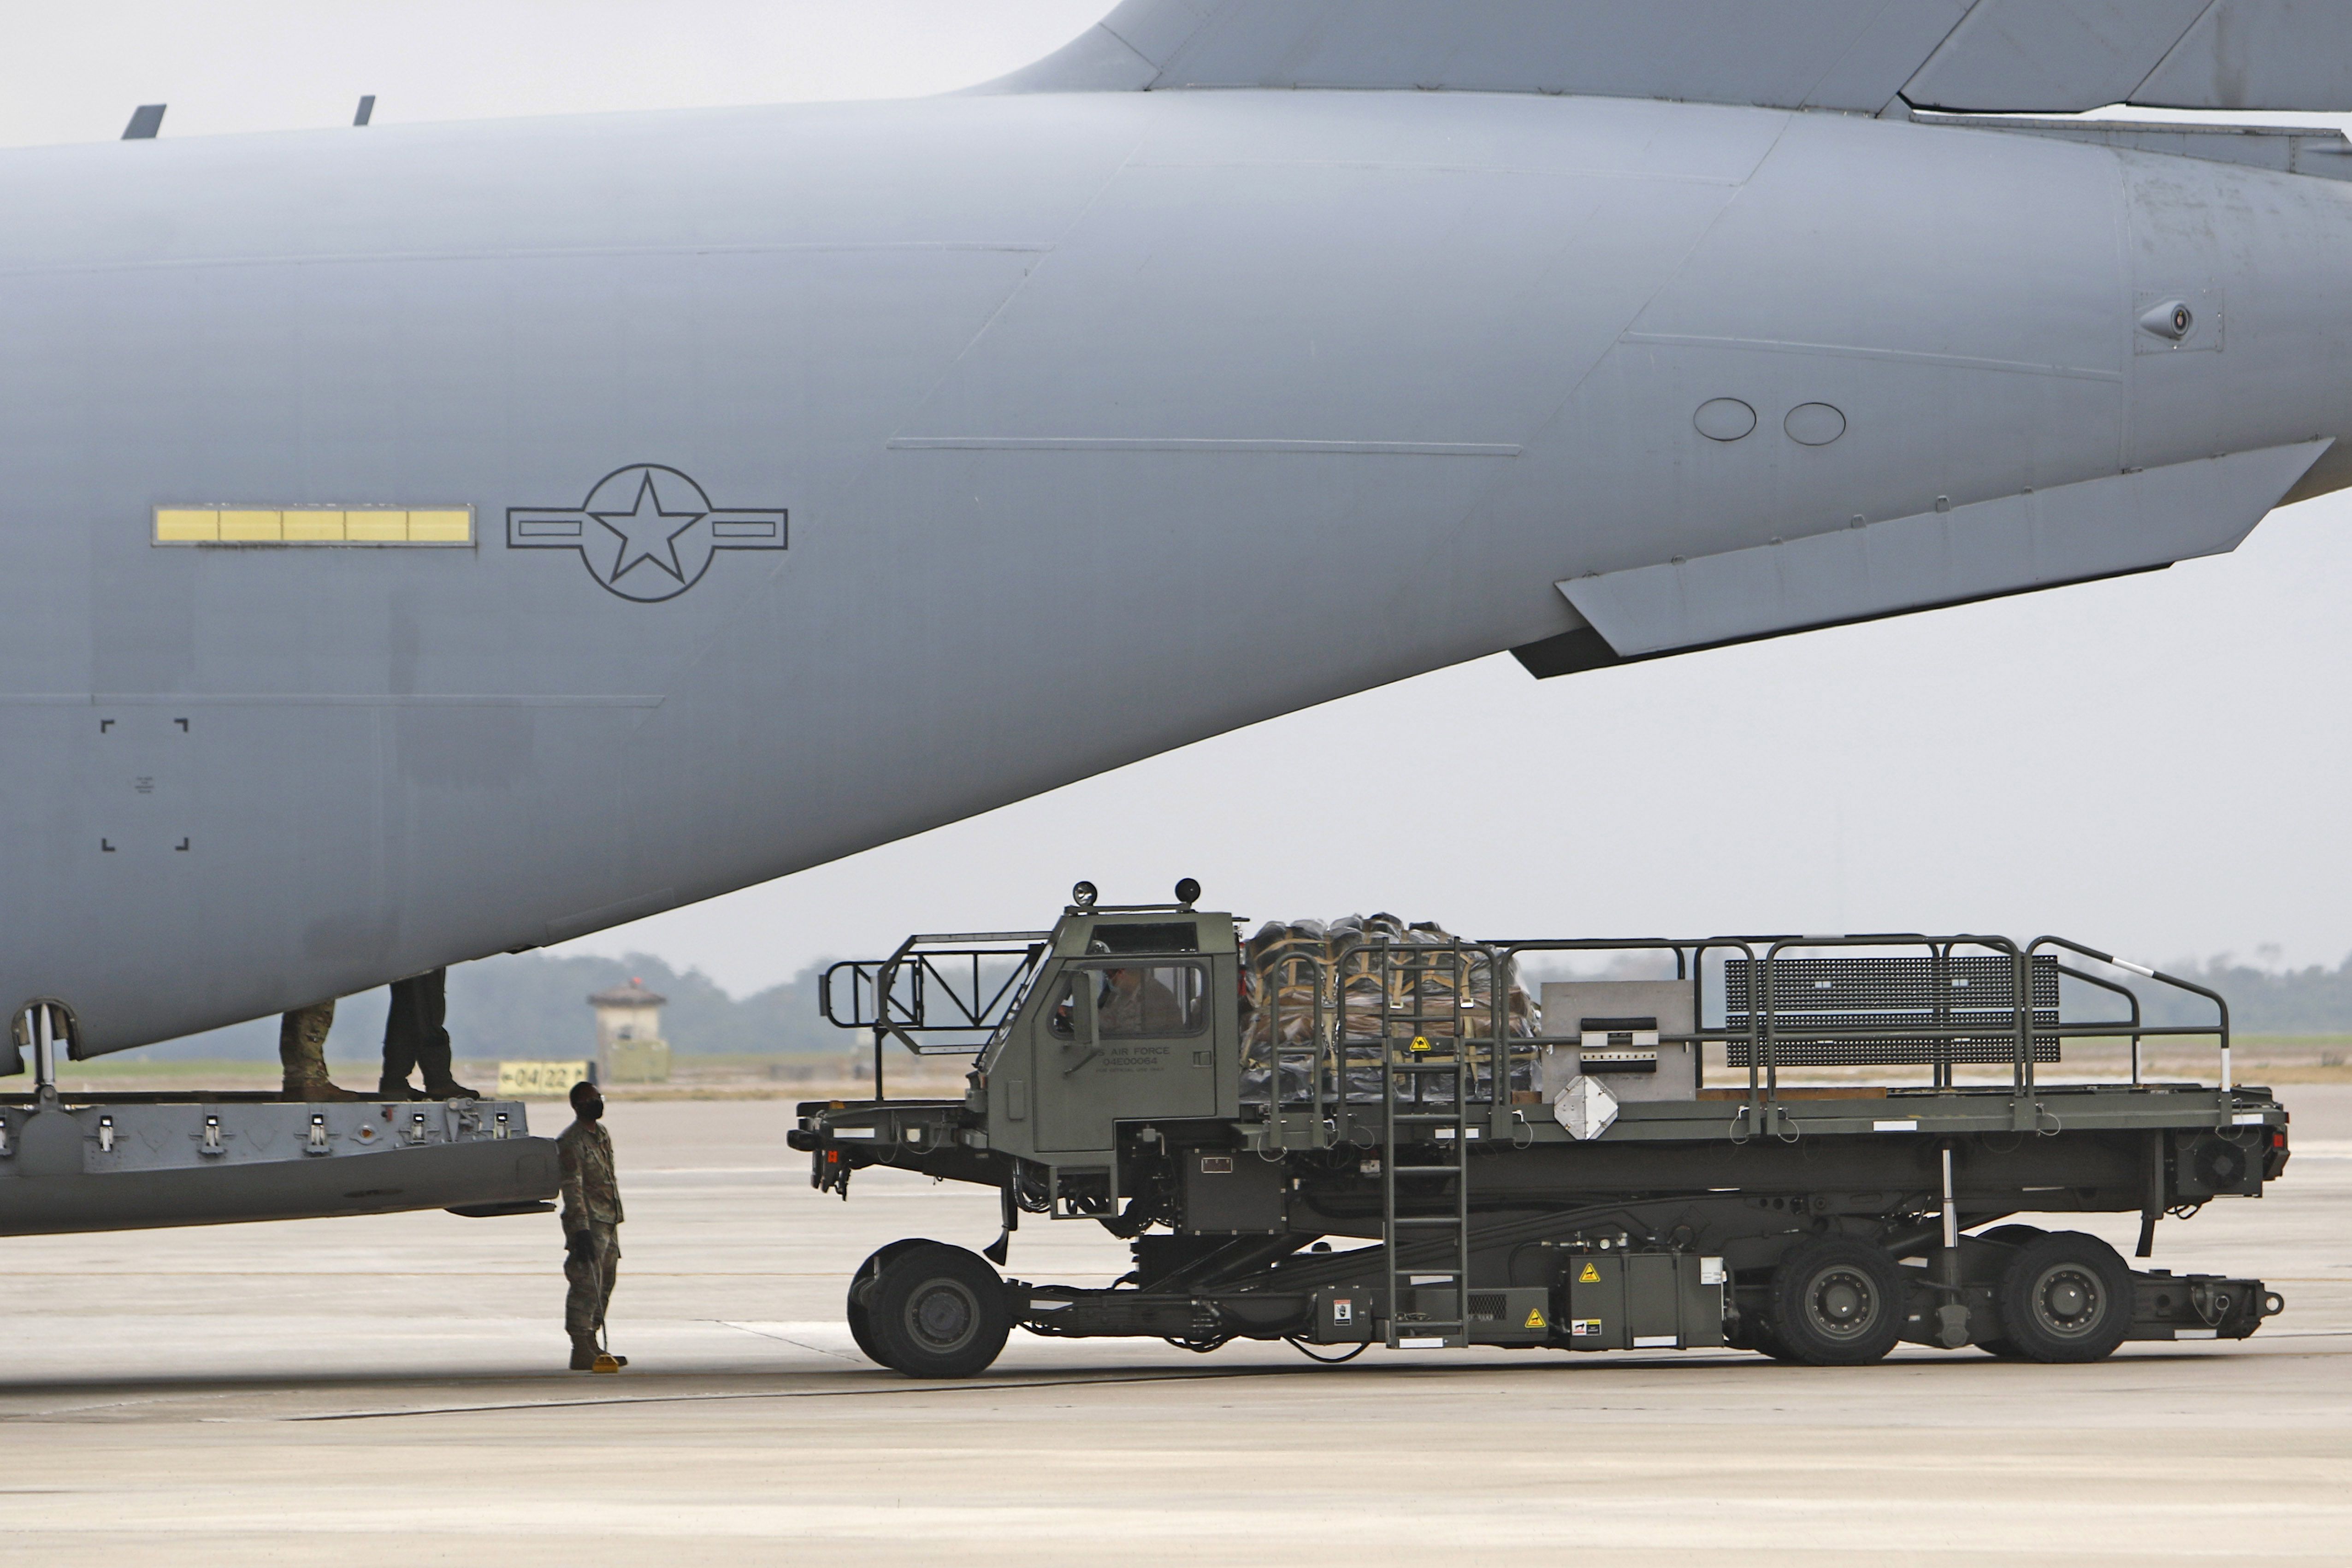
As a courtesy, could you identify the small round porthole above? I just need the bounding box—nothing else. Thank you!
[1693,398,1757,442]
[1785,402,1847,447]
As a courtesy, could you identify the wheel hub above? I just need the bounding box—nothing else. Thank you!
[1809,1267,1877,1338]
[2034,1266,2101,1335]
[910,1281,977,1349]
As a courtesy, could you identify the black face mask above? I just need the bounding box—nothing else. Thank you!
[576,1092,605,1122]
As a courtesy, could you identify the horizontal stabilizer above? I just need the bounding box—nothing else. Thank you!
[997,2,2352,114]
[1554,440,2331,662]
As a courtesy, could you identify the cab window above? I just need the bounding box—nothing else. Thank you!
[1049,964,1207,1038]
[1090,922,1199,954]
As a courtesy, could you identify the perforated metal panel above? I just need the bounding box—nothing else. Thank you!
[1725,954,2058,1066]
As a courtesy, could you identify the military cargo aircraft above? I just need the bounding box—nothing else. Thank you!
[6,0,2352,1069]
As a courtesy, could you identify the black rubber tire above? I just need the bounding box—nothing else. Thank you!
[846,1298,888,1366]
[845,1239,933,1369]
[1726,1302,1802,1362]
[1768,1237,1906,1366]
[1745,1314,1805,1363]
[1975,1225,2047,1247]
[1968,1228,2045,1356]
[869,1242,1013,1379]
[1997,1231,2133,1364]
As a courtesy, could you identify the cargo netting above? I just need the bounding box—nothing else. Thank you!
[1239,913,1537,1107]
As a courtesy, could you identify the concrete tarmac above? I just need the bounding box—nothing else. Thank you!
[3,1088,2347,1565]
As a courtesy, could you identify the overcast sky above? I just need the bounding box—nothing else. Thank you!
[11,3,2352,995]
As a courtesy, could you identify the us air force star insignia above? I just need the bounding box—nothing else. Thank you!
[506,465,786,602]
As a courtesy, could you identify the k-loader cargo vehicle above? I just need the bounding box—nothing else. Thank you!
[789,884,2288,1378]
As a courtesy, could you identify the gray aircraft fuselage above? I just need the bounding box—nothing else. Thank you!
[4,88,2348,1054]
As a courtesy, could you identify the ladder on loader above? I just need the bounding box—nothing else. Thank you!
[1365,941,1474,1349]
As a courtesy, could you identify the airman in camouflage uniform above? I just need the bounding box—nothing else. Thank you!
[558,1080,626,1370]
[1102,967,1187,1034]
[278,1000,364,1101]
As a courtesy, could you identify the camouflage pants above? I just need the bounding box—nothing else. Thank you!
[564,1224,621,1339]
[278,1001,335,1087]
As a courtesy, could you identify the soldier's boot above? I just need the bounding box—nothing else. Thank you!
[278,1001,363,1101]
[416,1041,478,1101]
[376,1074,427,1101]
[569,1334,600,1371]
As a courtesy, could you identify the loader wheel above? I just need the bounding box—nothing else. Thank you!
[845,1239,933,1369]
[1969,1227,2045,1358]
[1997,1231,2131,1364]
[870,1242,1011,1379]
[1769,1237,1904,1366]
[1975,1225,2047,1247]
[1739,1314,1805,1363]
[1725,1299,1801,1362]
[846,1297,889,1367]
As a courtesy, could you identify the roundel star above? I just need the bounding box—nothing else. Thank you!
[506,464,788,602]
[591,471,706,586]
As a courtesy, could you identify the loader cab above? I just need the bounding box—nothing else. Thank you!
[987,896,1242,1160]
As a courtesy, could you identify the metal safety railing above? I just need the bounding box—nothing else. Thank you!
[1244,932,2234,1146]
[1490,934,2232,1138]
[2027,935,2232,1091]
[819,931,1050,1101]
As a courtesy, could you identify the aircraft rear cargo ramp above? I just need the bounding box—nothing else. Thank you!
[0,1004,559,1235]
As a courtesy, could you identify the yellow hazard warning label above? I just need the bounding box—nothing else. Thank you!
[1524,1308,1546,1328]
[1578,1262,1601,1283]
[1409,1035,1431,1053]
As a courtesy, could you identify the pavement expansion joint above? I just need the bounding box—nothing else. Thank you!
[715,1319,864,1361]
[289,1363,1335,1421]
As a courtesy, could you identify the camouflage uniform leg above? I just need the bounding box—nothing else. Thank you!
[565,1223,621,1339]
[278,1001,337,1096]
[597,1227,620,1332]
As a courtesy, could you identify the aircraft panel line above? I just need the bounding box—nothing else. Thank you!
[1619,329,2125,382]
[0,694,665,708]
[1125,159,1751,188]
[886,437,1522,456]
[0,240,1056,283]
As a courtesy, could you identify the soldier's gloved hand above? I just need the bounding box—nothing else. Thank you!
[565,1231,594,1265]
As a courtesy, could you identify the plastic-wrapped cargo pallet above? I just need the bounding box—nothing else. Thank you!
[1240,913,1536,1106]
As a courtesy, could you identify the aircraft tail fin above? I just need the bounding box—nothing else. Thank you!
[990,1,2352,116]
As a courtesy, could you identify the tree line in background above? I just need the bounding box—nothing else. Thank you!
[137,951,848,1062]
[2131,954,2352,1033]
[121,946,2352,1064]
